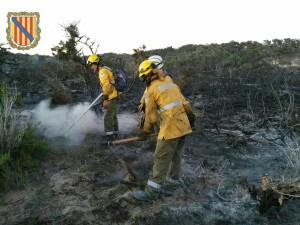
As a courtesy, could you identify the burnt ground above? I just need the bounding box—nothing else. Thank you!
[1,114,300,225]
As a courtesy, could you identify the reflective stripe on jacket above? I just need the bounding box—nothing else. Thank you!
[98,67,120,100]
[140,75,174,105]
[143,77,192,140]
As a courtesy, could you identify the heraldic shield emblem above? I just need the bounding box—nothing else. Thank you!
[6,12,41,50]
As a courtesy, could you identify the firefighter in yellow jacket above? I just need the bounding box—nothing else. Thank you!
[87,54,121,141]
[132,59,195,202]
[138,55,169,132]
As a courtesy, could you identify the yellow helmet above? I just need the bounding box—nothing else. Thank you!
[87,54,99,65]
[138,59,156,78]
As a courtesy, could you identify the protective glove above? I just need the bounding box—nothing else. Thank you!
[138,103,145,112]
[102,94,109,101]
[137,130,151,141]
[103,100,110,109]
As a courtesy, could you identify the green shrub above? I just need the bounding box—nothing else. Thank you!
[18,124,51,169]
[47,78,73,106]
[0,83,51,190]
[0,124,51,191]
[1,162,29,190]
[0,151,10,167]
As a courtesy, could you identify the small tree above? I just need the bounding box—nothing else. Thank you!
[132,45,147,65]
[51,22,101,104]
[51,22,82,62]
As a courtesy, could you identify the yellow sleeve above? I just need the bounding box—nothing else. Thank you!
[176,85,195,123]
[143,92,157,133]
[175,84,191,112]
[140,89,147,104]
[99,69,114,96]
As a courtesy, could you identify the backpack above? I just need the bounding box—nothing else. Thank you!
[112,68,127,92]
[104,66,127,92]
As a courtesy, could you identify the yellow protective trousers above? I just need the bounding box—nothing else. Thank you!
[145,135,186,197]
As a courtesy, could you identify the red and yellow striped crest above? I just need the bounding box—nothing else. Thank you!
[6,12,41,50]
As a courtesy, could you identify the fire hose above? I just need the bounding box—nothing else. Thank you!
[59,93,103,136]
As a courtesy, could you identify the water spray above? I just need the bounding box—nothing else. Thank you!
[57,93,103,137]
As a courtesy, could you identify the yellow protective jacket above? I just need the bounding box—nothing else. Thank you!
[143,76,192,140]
[140,75,173,104]
[140,89,147,104]
[98,67,121,100]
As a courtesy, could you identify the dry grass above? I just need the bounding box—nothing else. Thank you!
[282,135,300,178]
[0,87,28,154]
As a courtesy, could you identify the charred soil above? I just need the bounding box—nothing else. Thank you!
[1,118,300,225]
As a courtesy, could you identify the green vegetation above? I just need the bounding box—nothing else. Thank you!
[5,36,300,129]
[3,35,300,132]
[0,84,50,191]
[51,21,82,63]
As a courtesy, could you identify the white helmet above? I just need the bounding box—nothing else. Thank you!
[148,55,163,69]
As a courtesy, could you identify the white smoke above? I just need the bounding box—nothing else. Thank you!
[29,99,139,147]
